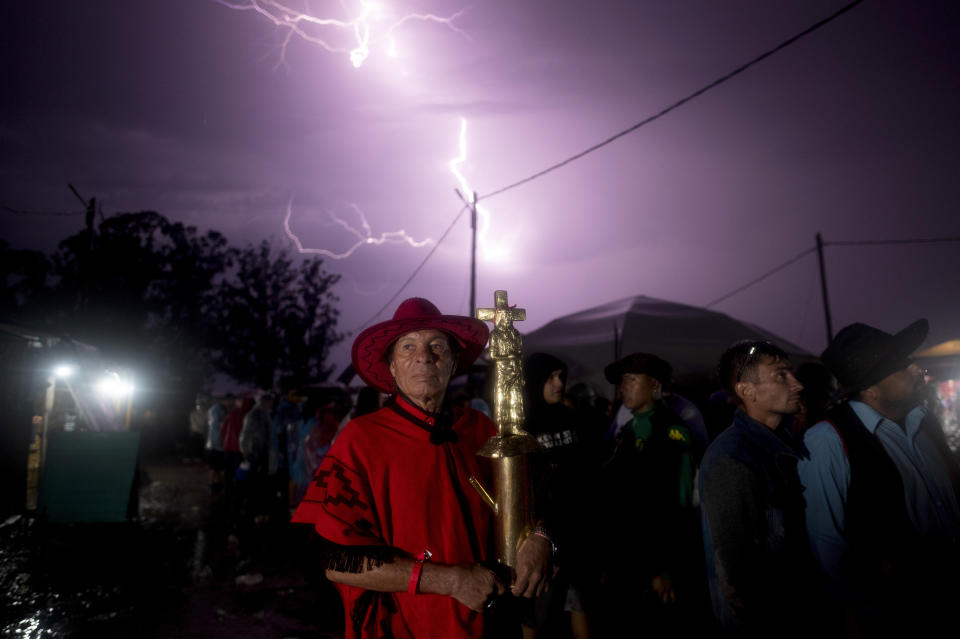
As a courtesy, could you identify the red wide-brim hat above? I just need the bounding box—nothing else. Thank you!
[351,297,490,394]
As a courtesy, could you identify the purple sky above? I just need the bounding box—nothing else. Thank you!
[3,0,960,377]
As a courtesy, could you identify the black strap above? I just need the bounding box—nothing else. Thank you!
[387,395,459,445]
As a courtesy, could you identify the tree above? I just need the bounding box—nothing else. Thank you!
[0,238,52,323]
[210,240,342,389]
[49,211,232,386]
[10,211,343,404]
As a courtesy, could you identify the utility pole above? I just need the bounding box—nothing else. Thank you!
[456,188,479,317]
[613,321,621,362]
[469,190,478,317]
[69,183,96,237]
[69,184,96,311]
[816,232,834,344]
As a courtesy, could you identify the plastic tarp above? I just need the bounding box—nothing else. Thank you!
[521,295,812,396]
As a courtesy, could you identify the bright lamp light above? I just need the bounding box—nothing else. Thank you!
[53,364,74,378]
[96,373,134,399]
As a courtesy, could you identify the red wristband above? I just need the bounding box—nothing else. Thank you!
[408,549,432,595]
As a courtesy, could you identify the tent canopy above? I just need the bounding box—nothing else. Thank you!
[916,340,960,381]
[521,295,813,398]
[917,340,960,358]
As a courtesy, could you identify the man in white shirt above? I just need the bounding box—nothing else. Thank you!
[798,319,960,635]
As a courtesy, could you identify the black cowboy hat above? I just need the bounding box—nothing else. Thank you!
[604,352,672,386]
[820,319,928,399]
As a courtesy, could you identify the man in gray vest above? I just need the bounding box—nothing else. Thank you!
[799,319,960,635]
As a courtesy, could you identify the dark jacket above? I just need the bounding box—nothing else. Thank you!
[601,400,695,583]
[699,409,816,634]
[523,353,586,550]
[819,402,960,633]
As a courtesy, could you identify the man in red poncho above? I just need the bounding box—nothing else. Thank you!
[291,297,553,638]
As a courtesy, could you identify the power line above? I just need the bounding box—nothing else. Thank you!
[68,183,88,208]
[2,205,83,217]
[825,236,960,246]
[359,0,866,334]
[705,247,816,308]
[478,0,864,202]
[350,205,470,335]
[705,233,960,309]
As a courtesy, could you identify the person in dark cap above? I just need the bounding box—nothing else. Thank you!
[597,352,698,635]
[289,298,553,639]
[699,340,815,636]
[798,319,960,636]
[608,359,710,461]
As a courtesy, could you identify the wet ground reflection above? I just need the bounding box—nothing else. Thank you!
[0,458,343,638]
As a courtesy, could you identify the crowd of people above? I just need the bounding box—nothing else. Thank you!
[188,381,363,534]
[188,298,960,638]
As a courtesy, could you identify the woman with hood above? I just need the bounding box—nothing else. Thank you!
[220,395,255,520]
[521,352,593,639]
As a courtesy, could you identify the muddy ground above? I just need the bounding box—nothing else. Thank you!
[1,456,345,638]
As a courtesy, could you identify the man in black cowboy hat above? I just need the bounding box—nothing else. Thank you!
[598,353,699,634]
[291,298,553,639]
[798,319,960,635]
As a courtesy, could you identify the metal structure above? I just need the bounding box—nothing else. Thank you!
[469,290,538,570]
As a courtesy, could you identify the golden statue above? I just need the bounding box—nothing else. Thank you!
[470,290,538,570]
[480,290,527,432]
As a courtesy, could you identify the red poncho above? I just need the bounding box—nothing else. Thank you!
[291,397,496,639]
[220,397,254,453]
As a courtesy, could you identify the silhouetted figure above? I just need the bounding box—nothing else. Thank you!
[566,381,611,468]
[240,392,274,521]
[352,385,382,419]
[792,361,837,437]
[221,396,254,521]
[206,393,234,491]
[599,353,698,636]
[189,393,210,460]
[799,320,960,636]
[521,353,593,639]
[700,340,819,637]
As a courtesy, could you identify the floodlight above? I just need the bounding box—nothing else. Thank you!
[96,373,135,399]
[53,364,74,378]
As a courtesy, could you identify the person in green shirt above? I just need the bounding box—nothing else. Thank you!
[597,352,700,635]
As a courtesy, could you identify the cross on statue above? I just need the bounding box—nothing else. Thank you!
[476,290,526,326]
[477,290,527,434]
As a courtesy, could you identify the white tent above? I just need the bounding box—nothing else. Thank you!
[521,295,813,398]
[916,340,960,381]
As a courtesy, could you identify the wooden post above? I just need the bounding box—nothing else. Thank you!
[816,232,834,343]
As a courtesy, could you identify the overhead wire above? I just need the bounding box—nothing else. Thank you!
[705,247,816,308]
[477,0,864,202]
[362,0,868,336]
[796,256,821,344]
[2,205,83,217]
[351,205,470,334]
[825,236,960,246]
[706,234,960,308]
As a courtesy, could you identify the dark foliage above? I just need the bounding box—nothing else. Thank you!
[0,238,52,321]
[210,240,341,389]
[1,212,342,395]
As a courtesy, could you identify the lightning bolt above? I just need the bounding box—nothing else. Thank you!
[336,271,390,297]
[283,199,434,259]
[449,117,505,262]
[215,0,470,69]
